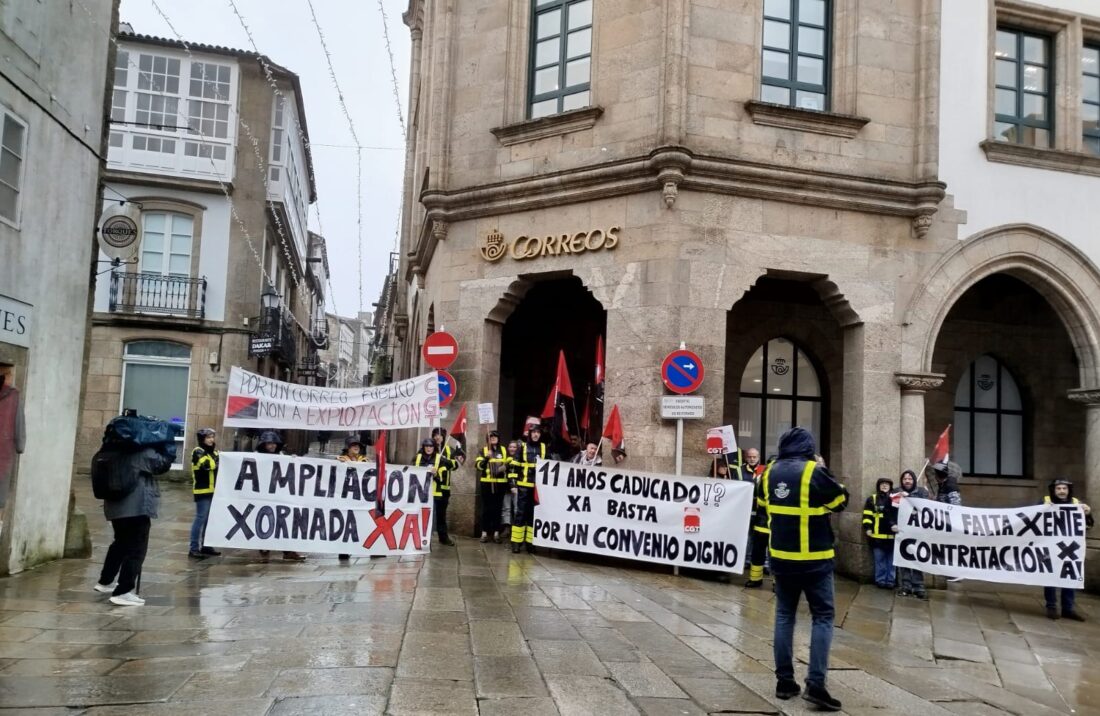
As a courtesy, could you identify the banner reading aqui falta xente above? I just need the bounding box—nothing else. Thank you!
[223,366,439,430]
[532,460,755,572]
[204,453,435,556]
[893,497,1087,589]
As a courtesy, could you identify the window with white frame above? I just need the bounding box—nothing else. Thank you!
[270,96,285,182]
[186,61,231,159]
[121,341,190,465]
[1083,44,1100,155]
[141,212,193,277]
[0,110,27,227]
[738,337,825,459]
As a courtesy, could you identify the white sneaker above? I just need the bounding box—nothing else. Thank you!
[108,592,145,606]
[93,582,115,594]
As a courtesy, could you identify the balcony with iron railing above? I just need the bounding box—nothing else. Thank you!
[248,307,298,367]
[108,270,207,319]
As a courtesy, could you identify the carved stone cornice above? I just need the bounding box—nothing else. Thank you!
[980,140,1100,178]
[1068,388,1100,405]
[490,106,604,146]
[744,101,870,138]
[895,371,946,392]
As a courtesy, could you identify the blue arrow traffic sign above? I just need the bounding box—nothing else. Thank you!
[437,370,457,407]
[661,349,705,395]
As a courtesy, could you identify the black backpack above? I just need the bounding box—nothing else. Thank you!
[90,449,139,500]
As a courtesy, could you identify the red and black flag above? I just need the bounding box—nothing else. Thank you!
[541,350,574,443]
[375,430,387,515]
[602,404,626,458]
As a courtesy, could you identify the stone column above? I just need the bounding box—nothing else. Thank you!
[1067,388,1100,590]
[894,372,945,474]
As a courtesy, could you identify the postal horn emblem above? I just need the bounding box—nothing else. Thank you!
[480,230,507,262]
[774,482,790,499]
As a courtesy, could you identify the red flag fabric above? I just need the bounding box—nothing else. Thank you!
[541,387,556,420]
[602,404,625,452]
[375,431,387,512]
[930,425,951,465]
[556,350,574,399]
[595,336,605,385]
[579,391,591,432]
[449,404,468,438]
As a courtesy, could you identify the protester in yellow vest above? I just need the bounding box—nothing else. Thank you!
[1043,478,1093,621]
[414,438,459,546]
[474,431,508,543]
[188,428,221,560]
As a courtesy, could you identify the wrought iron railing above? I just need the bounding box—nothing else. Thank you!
[249,308,298,366]
[109,270,206,319]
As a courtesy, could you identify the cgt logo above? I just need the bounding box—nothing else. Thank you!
[480,227,621,262]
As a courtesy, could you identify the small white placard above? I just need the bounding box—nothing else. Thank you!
[660,395,705,419]
[477,402,495,425]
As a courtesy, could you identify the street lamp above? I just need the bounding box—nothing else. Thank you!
[261,284,280,311]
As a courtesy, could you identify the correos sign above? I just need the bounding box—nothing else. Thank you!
[480,227,620,262]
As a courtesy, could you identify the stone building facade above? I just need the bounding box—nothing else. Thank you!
[77,29,328,475]
[392,0,1100,583]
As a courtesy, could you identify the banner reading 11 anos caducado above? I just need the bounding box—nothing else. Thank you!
[533,460,755,572]
[894,497,1087,589]
[222,366,440,430]
[204,453,435,556]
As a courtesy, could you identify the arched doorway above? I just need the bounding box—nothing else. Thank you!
[497,276,606,446]
[737,337,826,459]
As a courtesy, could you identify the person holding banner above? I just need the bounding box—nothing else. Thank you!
[511,425,546,554]
[863,478,897,589]
[758,427,848,711]
[414,438,460,546]
[255,431,307,562]
[336,436,369,560]
[188,429,221,560]
[475,431,508,543]
[894,470,929,599]
[1043,479,1093,621]
[501,440,520,535]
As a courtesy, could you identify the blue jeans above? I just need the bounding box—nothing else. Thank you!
[773,561,835,689]
[189,495,212,552]
[872,541,895,586]
[1044,587,1076,613]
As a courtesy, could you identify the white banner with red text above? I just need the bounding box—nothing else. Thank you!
[222,366,439,430]
[204,452,435,556]
[532,459,755,572]
[893,497,1086,589]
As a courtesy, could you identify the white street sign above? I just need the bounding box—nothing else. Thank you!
[660,395,705,419]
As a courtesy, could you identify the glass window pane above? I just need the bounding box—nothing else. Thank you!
[799,0,826,25]
[994,121,1016,143]
[536,9,561,39]
[974,413,997,474]
[1022,125,1050,147]
[1084,103,1100,129]
[568,0,592,29]
[168,254,190,275]
[1000,368,1021,411]
[767,338,795,396]
[766,399,793,459]
[995,30,1016,60]
[1083,77,1100,104]
[143,212,165,235]
[1087,136,1100,155]
[954,364,971,407]
[1022,66,1046,93]
[995,88,1017,116]
[763,20,790,50]
[796,349,820,396]
[795,401,821,438]
[561,90,590,111]
[535,38,559,67]
[0,150,19,187]
[740,345,765,392]
[567,29,591,59]
[995,59,1016,87]
[123,363,189,424]
[800,26,825,56]
[141,251,163,272]
[954,412,971,473]
[1085,47,1100,71]
[738,397,762,453]
[535,66,560,94]
[761,84,791,105]
[531,98,558,118]
[170,234,190,254]
[1023,92,1046,121]
[1023,35,1046,65]
[795,90,825,110]
[763,50,790,80]
[565,57,590,87]
[1000,414,1023,476]
[973,355,998,409]
[797,55,824,85]
[764,0,791,21]
[1,117,24,155]
[0,184,15,220]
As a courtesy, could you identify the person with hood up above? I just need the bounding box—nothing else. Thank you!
[757,427,848,712]
[929,461,964,582]
[256,431,307,562]
[893,470,928,599]
[188,428,221,560]
[414,437,460,546]
[1043,478,1093,621]
[863,478,897,589]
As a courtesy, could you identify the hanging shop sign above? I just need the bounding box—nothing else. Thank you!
[480,227,621,262]
[0,293,32,349]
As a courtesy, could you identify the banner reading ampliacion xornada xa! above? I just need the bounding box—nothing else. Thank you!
[204,453,435,556]
[893,497,1087,589]
[532,460,755,572]
[222,366,440,430]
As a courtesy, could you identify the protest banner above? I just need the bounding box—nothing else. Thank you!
[204,453,435,556]
[532,459,754,572]
[893,497,1087,589]
[223,366,439,430]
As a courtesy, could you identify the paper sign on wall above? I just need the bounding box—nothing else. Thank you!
[477,403,495,425]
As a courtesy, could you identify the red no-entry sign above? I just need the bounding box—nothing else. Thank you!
[422,331,458,370]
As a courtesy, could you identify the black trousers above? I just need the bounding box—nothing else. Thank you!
[434,492,450,542]
[479,483,504,534]
[99,516,151,596]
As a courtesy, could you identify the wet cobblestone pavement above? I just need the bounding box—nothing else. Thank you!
[2,480,1099,714]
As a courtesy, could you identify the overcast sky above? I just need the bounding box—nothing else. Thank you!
[119,0,410,319]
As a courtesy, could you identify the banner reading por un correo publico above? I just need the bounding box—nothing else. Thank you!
[204,453,435,556]
[222,366,439,430]
[532,459,755,572]
[893,497,1087,589]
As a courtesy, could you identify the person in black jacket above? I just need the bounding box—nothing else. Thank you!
[1043,478,1093,621]
[894,470,929,599]
[414,438,460,546]
[757,427,848,711]
[863,478,896,589]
